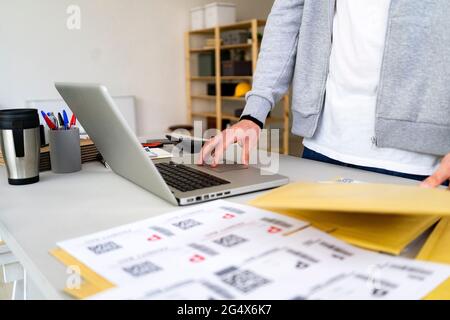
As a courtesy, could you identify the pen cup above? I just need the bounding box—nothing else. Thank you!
[49,127,81,174]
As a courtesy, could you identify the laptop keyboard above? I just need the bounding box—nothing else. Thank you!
[155,162,230,193]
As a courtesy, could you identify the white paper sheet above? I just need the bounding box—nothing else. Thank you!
[56,200,450,300]
[58,201,308,287]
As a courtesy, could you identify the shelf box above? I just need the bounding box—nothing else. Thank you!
[207,83,238,97]
[222,30,250,46]
[198,53,215,77]
[222,60,252,76]
[190,6,205,31]
[204,2,237,28]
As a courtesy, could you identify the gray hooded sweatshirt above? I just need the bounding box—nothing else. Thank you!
[242,0,450,156]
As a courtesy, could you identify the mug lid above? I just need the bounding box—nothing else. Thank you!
[0,109,40,130]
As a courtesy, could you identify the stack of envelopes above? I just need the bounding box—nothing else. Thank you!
[249,182,450,299]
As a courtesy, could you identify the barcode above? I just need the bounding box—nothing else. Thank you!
[287,249,320,264]
[319,241,353,257]
[150,226,174,237]
[261,217,293,229]
[87,241,121,255]
[388,264,432,276]
[189,243,219,256]
[220,206,245,215]
[122,261,162,278]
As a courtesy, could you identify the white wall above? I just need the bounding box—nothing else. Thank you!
[0,0,274,137]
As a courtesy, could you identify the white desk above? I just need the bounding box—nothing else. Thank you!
[0,155,420,299]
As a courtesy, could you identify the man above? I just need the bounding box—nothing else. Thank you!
[199,0,450,188]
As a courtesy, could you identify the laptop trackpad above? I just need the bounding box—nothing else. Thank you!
[205,164,249,173]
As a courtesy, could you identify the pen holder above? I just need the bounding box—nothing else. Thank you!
[49,128,82,174]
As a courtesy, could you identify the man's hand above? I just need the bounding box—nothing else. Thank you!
[198,120,261,167]
[421,153,450,188]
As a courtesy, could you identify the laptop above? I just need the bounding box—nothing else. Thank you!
[55,83,289,206]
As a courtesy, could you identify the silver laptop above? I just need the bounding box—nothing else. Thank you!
[55,83,289,206]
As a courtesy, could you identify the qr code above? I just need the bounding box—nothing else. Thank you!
[123,261,162,278]
[87,241,121,255]
[213,234,248,248]
[172,219,202,230]
[216,267,270,293]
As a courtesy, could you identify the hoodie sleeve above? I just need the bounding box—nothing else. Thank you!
[241,0,304,125]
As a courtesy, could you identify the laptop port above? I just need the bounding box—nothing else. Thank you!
[196,196,202,202]
[187,198,194,203]
[225,191,231,195]
[216,193,223,197]
[204,195,209,200]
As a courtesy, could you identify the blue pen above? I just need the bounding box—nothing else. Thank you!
[62,110,69,129]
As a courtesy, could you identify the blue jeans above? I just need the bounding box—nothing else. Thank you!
[302,147,446,184]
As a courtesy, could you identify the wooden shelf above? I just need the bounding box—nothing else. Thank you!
[219,19,267,31]
[222,76,253,81]
[189,28,215,35]
[221,43,252,50]
[190,76,215,81]
[185,19,290,155]
[190,76,253,81]
[188,20,266,35]
[192,95,245,102]
[190,43,253,54]
[192,111,240,122]
[189,47,214,53]
[191,95,215,101]
[191,111,284,124]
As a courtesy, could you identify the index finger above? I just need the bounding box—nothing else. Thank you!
[198,136,221,165]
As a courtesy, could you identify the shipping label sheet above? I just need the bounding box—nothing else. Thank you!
[56,201,450,300]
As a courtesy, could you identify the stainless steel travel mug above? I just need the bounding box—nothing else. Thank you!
[0,109,41,185]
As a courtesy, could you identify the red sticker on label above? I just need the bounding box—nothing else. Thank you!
[267,226,282,234]
[147,234,162,242]
[223,213,236,219]
[189,254,205,263]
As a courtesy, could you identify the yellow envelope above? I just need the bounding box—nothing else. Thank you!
[276,209,439,255]
[50,248,115,299]
[415,218,450,300]
[423,279,450,300]
[250,182,450,216]
[417,218,450,264]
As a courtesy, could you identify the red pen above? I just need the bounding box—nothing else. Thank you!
[40,111,57,130]
[69,114,77,128]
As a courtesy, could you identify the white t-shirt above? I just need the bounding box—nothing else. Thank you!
[303,0,440,175]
